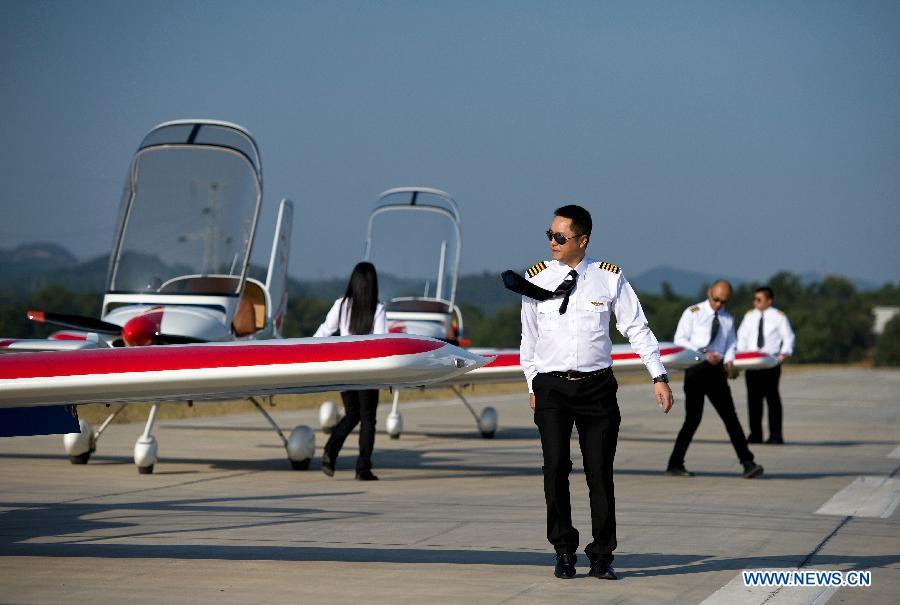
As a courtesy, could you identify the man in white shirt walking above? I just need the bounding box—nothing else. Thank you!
[666,280,764,479]
[510,204,674,581]
[737,286,795,444]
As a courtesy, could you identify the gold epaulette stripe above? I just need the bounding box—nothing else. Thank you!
[526,261,547,278]
[690,305,700,313]
[598,261,620,274]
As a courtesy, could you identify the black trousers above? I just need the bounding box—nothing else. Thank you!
[323,389,378,472]
[532,369,619,563]
[667,363,755,469]
[746,365,783,441]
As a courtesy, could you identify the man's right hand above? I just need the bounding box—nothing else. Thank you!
[530,393,536,411]
[705,351,722,364]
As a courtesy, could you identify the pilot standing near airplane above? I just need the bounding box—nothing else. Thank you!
[508,204,674,581]
[315,262,387,480]
[736,286,794,444]
[666,280,764,479]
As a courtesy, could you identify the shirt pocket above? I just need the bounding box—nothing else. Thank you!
[536,299,560,332]
[580,297,611,332]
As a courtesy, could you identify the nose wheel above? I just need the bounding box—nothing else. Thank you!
[453,386,498,439]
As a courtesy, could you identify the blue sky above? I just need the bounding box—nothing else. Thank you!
[2,1,898,283]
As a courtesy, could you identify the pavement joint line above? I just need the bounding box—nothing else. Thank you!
[52,470,259,505]
[412,521,468,544]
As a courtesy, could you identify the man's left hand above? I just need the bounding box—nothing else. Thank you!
[654,382,674,414]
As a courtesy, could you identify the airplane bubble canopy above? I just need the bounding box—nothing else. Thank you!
[364,188,461,307]
[107,121,262,296]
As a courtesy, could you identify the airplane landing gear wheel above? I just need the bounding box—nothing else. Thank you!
[287,426,315,470]
[290,458,311,470]
[386,410,403,440]
[478,407,497,439]
[69,452,91,464]
[138,464,154,475]
[318,401,339,434]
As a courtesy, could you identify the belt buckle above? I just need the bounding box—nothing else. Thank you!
[565,370,581,380]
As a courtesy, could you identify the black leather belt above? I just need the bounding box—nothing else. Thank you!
[547,367,612,381]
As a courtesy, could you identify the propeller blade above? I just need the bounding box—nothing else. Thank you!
[155,333,207,345]
[26,311,121,334]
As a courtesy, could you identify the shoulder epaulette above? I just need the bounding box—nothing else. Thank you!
[526,261,547,278]
[778,310,785,315]
[745,309,753,315]
[690,305,700,313]
[597,261,620,274]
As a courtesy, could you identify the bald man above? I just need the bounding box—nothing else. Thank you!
[666,280,763,479]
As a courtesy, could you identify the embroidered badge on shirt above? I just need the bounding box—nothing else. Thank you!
[590,301,605,307]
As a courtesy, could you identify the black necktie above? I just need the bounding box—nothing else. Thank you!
[757,313,765,349]
[555,270,578,314]
[707,311,720,348]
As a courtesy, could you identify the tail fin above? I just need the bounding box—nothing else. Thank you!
[265,199,294,338]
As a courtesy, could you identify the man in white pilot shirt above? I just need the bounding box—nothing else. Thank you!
[736,286,795,444]
[666,280,764,479]
[518,204,674,581]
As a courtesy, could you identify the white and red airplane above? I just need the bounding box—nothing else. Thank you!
[319,187,777,439]
[0,121,491,473]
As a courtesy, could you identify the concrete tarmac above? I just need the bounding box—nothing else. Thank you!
[0,367,898,604]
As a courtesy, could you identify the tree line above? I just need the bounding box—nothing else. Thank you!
[1,271,898,365]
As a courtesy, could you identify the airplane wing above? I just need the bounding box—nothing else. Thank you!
[441,344,778,385]
[0,335,489,409]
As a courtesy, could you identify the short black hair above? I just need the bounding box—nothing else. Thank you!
[755,286,774,300]
[554,204,592,238]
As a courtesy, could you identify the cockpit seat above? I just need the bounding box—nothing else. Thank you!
[233,281,267,336]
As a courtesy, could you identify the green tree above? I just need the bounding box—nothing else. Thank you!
[282,297,333,337]
[0,287,102,339]
[874,315,900,366]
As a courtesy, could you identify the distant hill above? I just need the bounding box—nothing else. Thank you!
[0,243,106,295]
[628,265,743,298]
[0,243,887,311]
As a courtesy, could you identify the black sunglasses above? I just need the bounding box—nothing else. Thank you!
[711,296,729,304]
[546,230,584,245]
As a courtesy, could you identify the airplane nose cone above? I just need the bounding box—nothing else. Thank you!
[122,310,163,346]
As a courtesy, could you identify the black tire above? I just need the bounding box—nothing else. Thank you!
[138,464,154,475]
[290,458,311,471]
[480,430,496,439]
[69,452,91,465]
[389,433,401,440]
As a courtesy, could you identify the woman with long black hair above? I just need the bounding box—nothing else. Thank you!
[313,261,387,480]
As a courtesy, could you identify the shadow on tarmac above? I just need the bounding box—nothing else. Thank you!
[0,493,371,546]
[0,450,889,481]
[0,517,897,577]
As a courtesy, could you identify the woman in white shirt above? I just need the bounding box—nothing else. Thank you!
[314,262,387,480]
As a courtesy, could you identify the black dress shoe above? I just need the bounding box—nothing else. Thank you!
[665,465,695,477]
[553,553,577,579]
[355,470,379,481]
[321,455,335,477]
[742,461,764,478]
[588,559,618,580]
[747,435,763,444]
[766,436,784,444]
